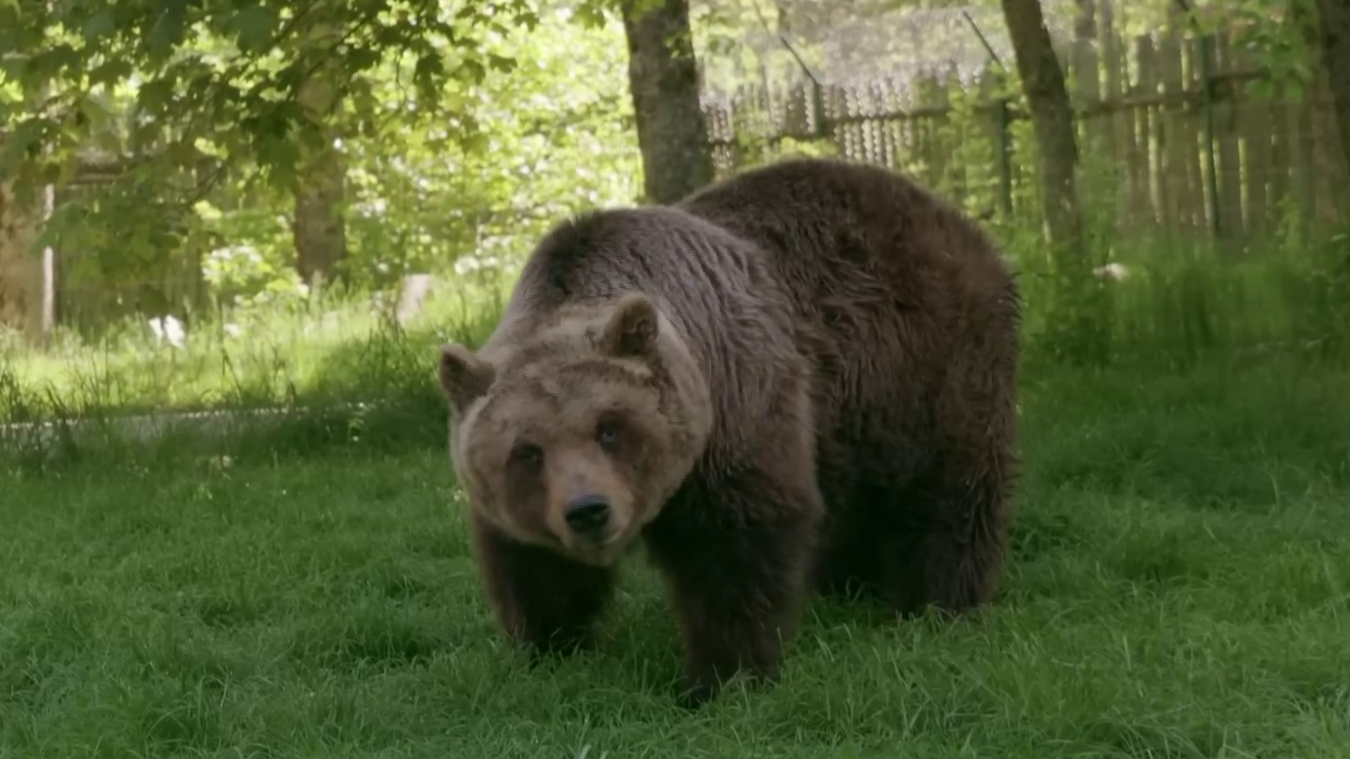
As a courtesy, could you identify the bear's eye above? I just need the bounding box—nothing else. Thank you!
[511,442,543,468]
[596,420,620,454]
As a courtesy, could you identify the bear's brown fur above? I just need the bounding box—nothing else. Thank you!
[438,157,1020,705]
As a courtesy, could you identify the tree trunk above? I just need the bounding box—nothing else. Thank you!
[0,176,46,343]
[1000,0,1085,259]
[1073,0,1096,41]
[621,0,715,205]
[1001,0,1110,363]
[1313,0,1350,189]
[291,17,348,289]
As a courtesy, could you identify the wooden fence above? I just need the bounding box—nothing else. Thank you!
[700,24,1348,246]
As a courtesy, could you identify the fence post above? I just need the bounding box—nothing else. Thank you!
[1198,32,1221,239]
[995,95,1013,218]
[809,79,828,140]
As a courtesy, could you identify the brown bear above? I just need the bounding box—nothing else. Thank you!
[437,157,1020,705]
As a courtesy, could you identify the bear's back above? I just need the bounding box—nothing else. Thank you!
[494,202,797,361]
[676,158,1013,316]
[678,158,1019,481]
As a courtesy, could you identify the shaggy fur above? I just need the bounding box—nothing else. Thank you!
[438,157,1020,705]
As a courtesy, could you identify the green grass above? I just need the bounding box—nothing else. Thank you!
[2,227,1349,757]
[0,269,515,423]
[3,354,1349,758]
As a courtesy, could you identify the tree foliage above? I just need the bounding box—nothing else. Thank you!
[0,0,643,329]
[0,0,538,188]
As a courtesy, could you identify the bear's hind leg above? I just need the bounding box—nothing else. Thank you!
[644,459,824,706]
[470,511,616,658]
[875,453,1013,618]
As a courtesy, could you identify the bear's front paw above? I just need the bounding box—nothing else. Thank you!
[520,627,598,665]
[673,647,782,708]
[674,676,719,709]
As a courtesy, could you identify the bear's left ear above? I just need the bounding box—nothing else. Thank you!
[438,343,496,414]
[600,292,660,358]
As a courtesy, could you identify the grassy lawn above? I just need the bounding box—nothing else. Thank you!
[3,356,1349,758]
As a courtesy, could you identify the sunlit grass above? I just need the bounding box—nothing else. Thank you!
[0,268,514,424]
[4,222,1349,427]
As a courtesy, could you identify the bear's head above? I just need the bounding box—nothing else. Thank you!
[437,291,713,567]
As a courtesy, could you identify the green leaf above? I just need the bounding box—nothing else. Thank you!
[0,53,29,81]
[0,117,46,176]
[460,130,488,155]
[89,58,134,87]
[28,44,81,81]
[147,0,189,59]
[486,52,515,74]
[572,1,609,28]
[347,46,381,73]
[83,9,117,41]
[137,78,176,114]
[413,53,445,91]
[230,5,277,54]
[459,58,486,85]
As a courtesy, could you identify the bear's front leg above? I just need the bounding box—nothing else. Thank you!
[644,460,824,706]
[469,511,616,658]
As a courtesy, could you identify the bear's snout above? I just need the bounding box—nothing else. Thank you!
[563,494,611,537]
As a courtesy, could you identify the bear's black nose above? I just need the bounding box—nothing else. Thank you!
[564,495,611,534]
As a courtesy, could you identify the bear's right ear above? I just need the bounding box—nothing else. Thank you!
[600,292,660,359]
[438,343,496,413]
